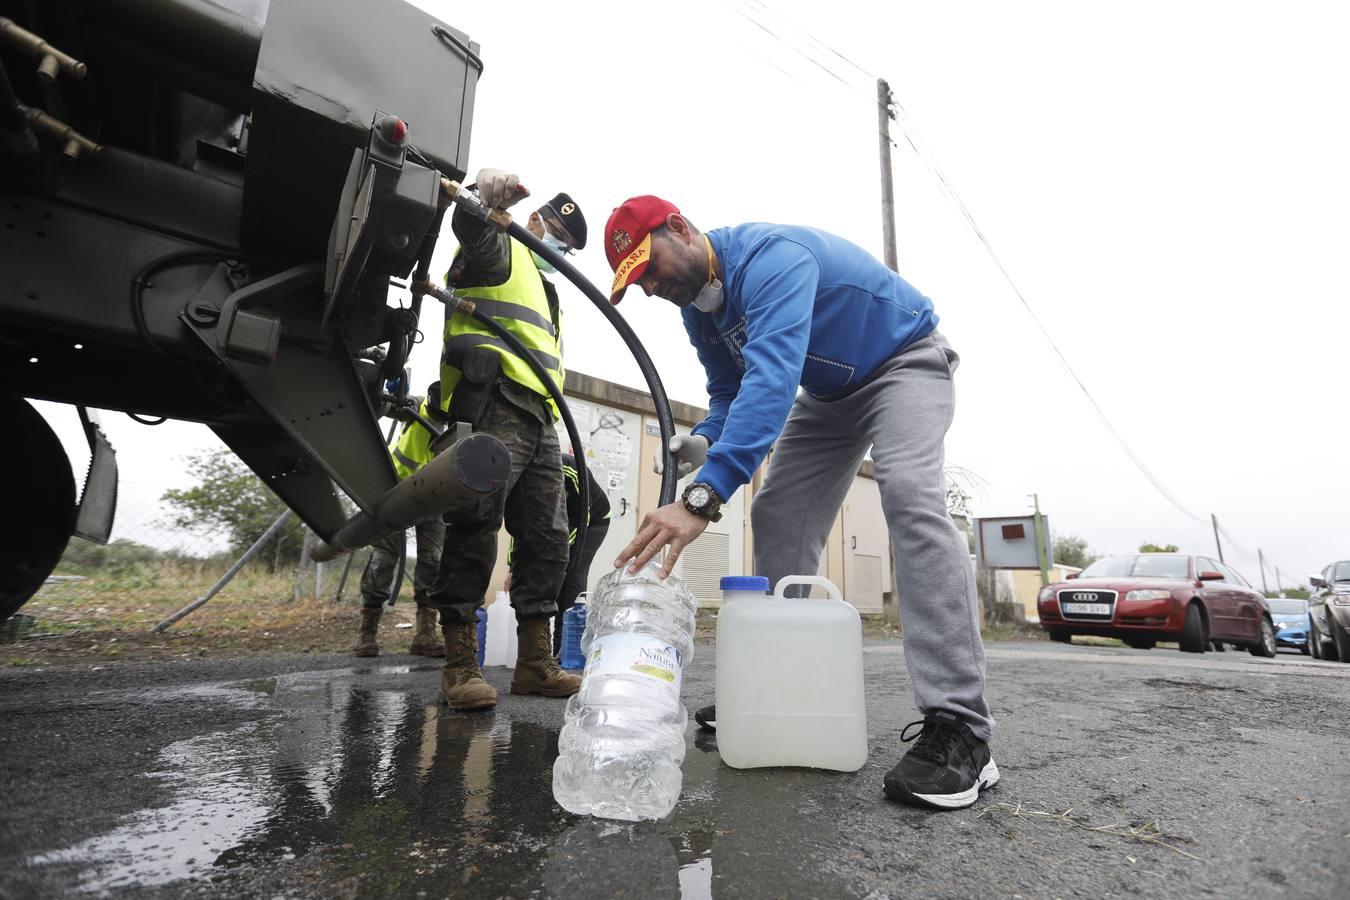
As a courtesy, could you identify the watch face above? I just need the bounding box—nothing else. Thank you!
[688,486,710,506]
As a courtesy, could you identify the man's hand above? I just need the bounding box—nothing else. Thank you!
[653,433,709,477]
[473,168,529,210]
[503,571,512,592]
[614,501,711,579]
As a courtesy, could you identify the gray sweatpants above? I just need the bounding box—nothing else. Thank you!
[751,332,992,742]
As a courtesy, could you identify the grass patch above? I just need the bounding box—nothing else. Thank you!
[1,559,423,666]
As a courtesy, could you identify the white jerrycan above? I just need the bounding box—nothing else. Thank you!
[482,591,518,667]
[715,575,867,771]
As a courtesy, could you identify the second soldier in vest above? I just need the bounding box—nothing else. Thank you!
[429,168,587,711]
[353,386,450,659]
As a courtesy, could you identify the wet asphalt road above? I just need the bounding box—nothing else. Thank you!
[1,639,1347,899]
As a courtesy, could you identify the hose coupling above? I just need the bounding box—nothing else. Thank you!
[438,176,514,231]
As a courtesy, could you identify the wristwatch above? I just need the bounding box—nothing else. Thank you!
[682,482,723,522]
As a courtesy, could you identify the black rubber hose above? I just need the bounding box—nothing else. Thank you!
[502,222,679,508]
[459,302,589,579]
[381,415,406,607]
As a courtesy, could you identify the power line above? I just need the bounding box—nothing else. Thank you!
[714,0,1291,577]
[740,0,877,82]
[889,97,1207,525]
[720,0,876,107]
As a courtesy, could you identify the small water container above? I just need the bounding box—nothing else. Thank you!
[482,591,519,667]
[475,607,488,667]
[715,575,867,771]
[559,593,588,670]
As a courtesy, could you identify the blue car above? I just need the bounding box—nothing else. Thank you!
[1266,597,1311,653]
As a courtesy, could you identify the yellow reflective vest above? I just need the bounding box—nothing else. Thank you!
[441,237,564,419]
[389,397,439,480]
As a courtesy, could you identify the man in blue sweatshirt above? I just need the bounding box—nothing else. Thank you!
[606,196,996,811]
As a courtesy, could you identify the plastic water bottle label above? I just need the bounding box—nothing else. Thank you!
[588,633,683,697]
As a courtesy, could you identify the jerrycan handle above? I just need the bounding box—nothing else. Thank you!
[773,576,843,601]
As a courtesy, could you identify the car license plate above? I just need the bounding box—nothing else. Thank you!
[1062,602,1110,615]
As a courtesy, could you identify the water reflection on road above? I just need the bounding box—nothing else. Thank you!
[30,664,716,897]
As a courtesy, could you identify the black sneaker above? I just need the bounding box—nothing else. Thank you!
[883,711,998,810]
[694,704,716,732]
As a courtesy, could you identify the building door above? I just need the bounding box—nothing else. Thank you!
[841,476,887,614]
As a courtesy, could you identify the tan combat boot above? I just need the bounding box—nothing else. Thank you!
[440,619,497,711]
[511,617,582,697]
[353,607,381,657]
[409,607,446,657]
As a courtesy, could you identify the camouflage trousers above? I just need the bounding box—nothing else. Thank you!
[359,518,447,609]
[428,386,568,624]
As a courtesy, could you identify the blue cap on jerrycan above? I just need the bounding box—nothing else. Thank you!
[720,576,770,592]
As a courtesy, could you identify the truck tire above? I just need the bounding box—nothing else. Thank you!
[1,398,78,622]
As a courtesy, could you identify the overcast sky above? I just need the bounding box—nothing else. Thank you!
[42,0,1349,587]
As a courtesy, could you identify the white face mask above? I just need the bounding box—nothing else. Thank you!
[530,226,568,274]
[541,230,569,254]
[692,235,724,312]
[693,277,724,312]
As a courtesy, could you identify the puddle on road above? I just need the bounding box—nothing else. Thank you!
[29,665,719,897]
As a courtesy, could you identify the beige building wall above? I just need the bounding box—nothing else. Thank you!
[482,371,890,614]
[1012,564,1083,621]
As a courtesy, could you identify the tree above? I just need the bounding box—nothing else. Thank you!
[1053,534,1097,569]
[162,449,304,569]
[1138,542,1179,553]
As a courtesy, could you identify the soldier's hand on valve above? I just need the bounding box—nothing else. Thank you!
[473,168,529,210]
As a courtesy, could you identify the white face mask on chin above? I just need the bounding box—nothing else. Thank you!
[693,277,724,312]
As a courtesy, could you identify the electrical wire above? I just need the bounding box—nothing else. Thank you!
[130,250,234,360]
[715,0,1299,576]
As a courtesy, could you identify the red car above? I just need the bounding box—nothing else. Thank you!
[1037,553,1276,656]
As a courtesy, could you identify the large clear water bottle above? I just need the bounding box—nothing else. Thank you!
[552,561,698,821]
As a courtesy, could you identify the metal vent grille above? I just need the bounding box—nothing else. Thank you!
[681,531,730,608]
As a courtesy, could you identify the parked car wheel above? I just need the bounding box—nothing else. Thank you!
[1179,603,1207,653]
[1123,638,1156,650]
[1331,619,1350,664]
[1048,629,1071,644]
[1247,617,1277,658]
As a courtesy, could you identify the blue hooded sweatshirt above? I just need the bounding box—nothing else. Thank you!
[685,223,937,502]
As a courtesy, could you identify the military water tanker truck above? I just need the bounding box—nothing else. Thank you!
[0,0,491,620]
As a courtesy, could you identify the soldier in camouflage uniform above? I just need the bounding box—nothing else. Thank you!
[353,388,448,658]
[427,167,588,711]
[353,521,446,657]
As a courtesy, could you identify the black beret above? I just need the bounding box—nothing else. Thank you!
[544,192,587,250]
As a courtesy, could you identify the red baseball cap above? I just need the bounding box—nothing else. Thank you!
[604,195,680,303]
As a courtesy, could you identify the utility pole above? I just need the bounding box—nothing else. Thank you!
[876,78,898,272]
[1210,513,1224,563]
[1257,548,1270,595]
[1030,493,1050,588]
